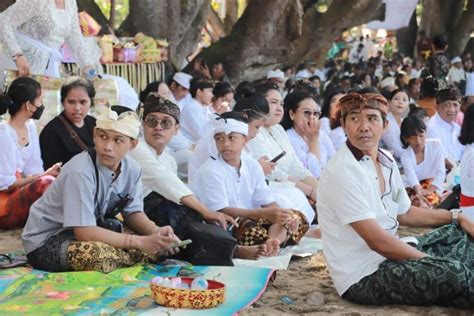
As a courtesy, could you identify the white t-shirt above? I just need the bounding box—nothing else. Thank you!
[180,98,212,144]
[0,121,44,190]
[381,113,404,159]
[247,124,312,185]
[330,126,347,151]
[286,128,335,177]
[460,143,474,220]
[191,154,274,212]
[427,113,464,162]
[317,143,411,295]
[400,139,445,193]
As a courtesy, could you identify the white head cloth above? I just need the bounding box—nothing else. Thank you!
[95,108,141,139]
[212,116,248,136]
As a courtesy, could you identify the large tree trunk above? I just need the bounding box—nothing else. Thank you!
[224,0,239,34]
[198,0,384,83]
[396,10,418,58]
[420,0,474,57]
[124,0,211,69]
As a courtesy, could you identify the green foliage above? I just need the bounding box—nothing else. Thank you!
[94,0,129,28]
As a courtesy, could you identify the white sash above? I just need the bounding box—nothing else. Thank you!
[15,31,63,78]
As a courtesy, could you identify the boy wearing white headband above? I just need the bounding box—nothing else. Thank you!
[192,117,309,257]
[23,107,180,273]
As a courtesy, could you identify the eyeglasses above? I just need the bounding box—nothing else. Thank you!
[301,110,321,119]
[144,117,175,129]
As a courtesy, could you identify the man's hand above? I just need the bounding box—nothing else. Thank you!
[202,211,237,230]
[262,207,292,225]
[459,214,474,238]
[137,226,180,256]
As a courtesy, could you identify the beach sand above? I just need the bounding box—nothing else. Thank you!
[1,227,471,315]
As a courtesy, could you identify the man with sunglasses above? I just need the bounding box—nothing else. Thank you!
[129,93,236,231]
[317,92,474,308]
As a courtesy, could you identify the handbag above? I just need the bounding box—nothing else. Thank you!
[143,192,236,266]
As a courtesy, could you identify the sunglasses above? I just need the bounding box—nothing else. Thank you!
[144,117,175,130]
[301,110,321,119]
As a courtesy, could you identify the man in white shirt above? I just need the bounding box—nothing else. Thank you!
[128,93,234,229]
[448,56,466,87]
[180,78,214,143]
[427,87,464,168]
[318,92,474,307]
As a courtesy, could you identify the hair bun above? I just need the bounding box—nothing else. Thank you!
[0,94,13,116]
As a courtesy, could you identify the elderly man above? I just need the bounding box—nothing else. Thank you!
[427,87,464,169]
[317,92,474,307]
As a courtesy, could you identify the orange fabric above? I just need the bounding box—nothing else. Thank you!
[417,98,437,117]
[0,175,54,229]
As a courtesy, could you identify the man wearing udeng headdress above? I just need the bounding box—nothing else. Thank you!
[317,92,474,307]
[23,107,180,273]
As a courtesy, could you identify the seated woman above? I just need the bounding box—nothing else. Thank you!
[192,117,309,256]
[40,77,96,169]
[400,115,445,208]
[459,103,474,220]
[22,107,180,273]
[319,87,345,137]
[246,84,318,205]
[282,91,335,178]
[381,89,410,160]
[0,77,59,229]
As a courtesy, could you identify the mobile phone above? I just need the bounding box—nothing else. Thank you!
[173,239,193,248]
[270,151,286,163]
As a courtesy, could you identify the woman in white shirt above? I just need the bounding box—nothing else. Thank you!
[459,104,474,220]
[247,84,318,211]
[381,89,410,159]
[281,91,335,177]
[0,77,60,229]
[400,115,445,207]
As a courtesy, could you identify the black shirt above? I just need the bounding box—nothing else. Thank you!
[39,112,96,169]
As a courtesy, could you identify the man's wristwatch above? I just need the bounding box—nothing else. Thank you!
[451,209,462,226]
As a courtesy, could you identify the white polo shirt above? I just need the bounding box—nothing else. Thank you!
[317,141,411,295]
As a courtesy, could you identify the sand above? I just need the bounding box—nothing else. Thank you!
[1,227,472,315]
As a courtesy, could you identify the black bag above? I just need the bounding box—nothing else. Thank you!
[88,149,126,233]
[144,192,236,266]
[438,184,461,210]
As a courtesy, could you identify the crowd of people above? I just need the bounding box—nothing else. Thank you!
[0,0,473,309]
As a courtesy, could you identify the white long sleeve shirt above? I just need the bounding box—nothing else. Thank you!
[400,139,445,193]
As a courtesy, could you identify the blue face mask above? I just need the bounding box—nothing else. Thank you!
[31,104,45,120]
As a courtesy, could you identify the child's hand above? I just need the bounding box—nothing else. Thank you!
[44,162,62,177]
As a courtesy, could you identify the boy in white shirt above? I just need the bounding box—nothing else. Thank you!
[192,117,309,256]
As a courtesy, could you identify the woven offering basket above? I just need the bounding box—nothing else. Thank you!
[150,277,226,309]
